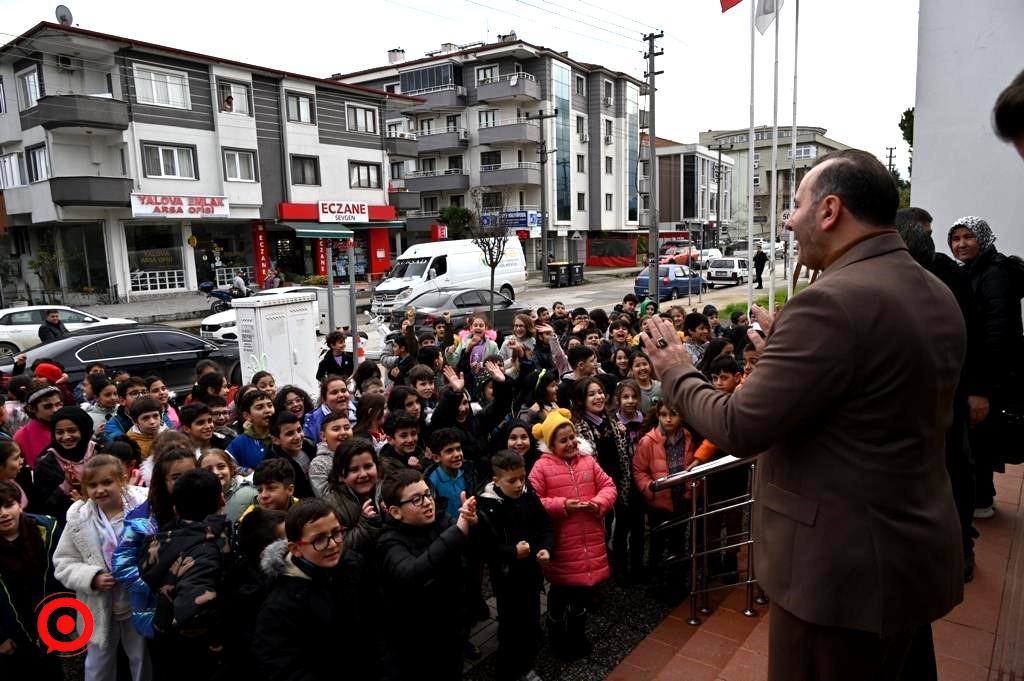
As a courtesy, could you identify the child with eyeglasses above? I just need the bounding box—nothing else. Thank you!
[377,469,479,681]
[254,498,381,681]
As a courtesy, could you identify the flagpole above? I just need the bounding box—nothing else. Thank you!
[787,0,800,299]
[747,0,755,315]
[768,2,780,311]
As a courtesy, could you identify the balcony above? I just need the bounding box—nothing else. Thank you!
[478,118,541,146]
[384,131,418,158]
[405,210,441,233]
[405,168,470,193]
[476,73,541,103]
[416,127,470,154]
[49,176,132,207]
[403,84,467,114]
[21,94,129,132]
[388,189,420,211]
[479,162,541,186]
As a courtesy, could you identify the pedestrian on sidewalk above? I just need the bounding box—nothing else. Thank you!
[753,246,769,289]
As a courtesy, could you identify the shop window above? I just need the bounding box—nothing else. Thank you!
[223,149,257,182]
[218,81,250,115]
[142,143,197,179]
[291,155,320,185]
[133,64,190,109]
[125,222,185,292]
[286,92,314,123]
[349,162,381,189]
[61,223,109,294]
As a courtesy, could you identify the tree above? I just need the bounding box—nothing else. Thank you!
[899,108,914,149]
[468,188,512,328]
[437,206,474,240]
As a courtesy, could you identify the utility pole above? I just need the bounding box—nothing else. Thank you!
[885,146,896,174]
[644,31,664,293]
[532,108,559,285]
[709,142,733,250]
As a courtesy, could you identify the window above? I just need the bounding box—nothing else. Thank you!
[77,334,151,362]
[482,192,502,209]
[450,195,464,208]
[218,81,250,114]
[349,162,381,189]
[423,196,439,212]
[446,114,460,131]
[286,92,314,123]
[26,145,49,183]
[577,193,586,210]
[478,109,497,128]
[346,104,377,133]
[384,83,399,93]
[603,80,612,99]
[0,77,5,114]
[223,149,256,182]
[0,152,25,189]
[16,68,40,110]
[419,158,436,173]
[447,155,462,170]
[142,143,196,179]
[480,151,501,167]
[390,161,404,180]
[418,118,433,134]
[291,155,320,185]
[575,75,585,96]
[476,65,497,84]
[576,116,585,135]
[605,193,613,210]
[576,154,585,173]
[605,156,613,174]
[133,64,190,109]
[752,175,761,188]
[787,145,817,160]
[753,200,762,211]
[150,331,209,354]
[604,119,612,137]
[430,256,448,276]
[387,122,403,136]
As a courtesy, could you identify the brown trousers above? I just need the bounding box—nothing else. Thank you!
[768,602,937,681]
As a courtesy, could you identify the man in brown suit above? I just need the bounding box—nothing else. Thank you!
[641,149,966,680]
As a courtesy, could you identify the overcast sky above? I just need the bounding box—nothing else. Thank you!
[3,0,919,174]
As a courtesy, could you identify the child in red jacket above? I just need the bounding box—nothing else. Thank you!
[528,408,616,659]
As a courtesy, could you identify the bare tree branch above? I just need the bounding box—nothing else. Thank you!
[468,187,513,328]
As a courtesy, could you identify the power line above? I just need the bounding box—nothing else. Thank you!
[512,0,639,41]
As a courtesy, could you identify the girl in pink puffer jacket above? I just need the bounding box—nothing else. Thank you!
[528,408,617,659]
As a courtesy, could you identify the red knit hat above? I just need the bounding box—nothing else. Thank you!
[33,362,64,384]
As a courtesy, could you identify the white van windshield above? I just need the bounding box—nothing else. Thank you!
[389,257,430,279]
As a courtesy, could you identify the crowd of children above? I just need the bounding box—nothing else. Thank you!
[0,293,758,681]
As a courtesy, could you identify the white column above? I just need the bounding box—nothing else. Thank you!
[181,221,198,291]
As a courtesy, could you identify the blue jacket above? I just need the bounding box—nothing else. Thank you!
[302,403,357,442]
[111,505,157,638]
[0,513,60,652]
[104,407,173,442]
[226,432,271,470]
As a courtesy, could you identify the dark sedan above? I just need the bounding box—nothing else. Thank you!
[0,324,241,394]
[388,288,528,337]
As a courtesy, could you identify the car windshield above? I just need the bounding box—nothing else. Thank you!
[389,258,430,279]
[708,259,733,268]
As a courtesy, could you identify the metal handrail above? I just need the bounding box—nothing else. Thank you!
[417,126,468,137]
[406,168,470,178]
[478,72,537,85]
[386,130,418,141]
[480,162,540,172]
[479,117,540,129]
[403,83,466,97]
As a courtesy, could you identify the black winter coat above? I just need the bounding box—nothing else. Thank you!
[475,482,553,591]
[263,440,317,499]
[431,381,514,480]
[254,542,380,681]
[962,246,1024,398]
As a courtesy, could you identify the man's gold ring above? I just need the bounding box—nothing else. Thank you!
[655,338,669,349]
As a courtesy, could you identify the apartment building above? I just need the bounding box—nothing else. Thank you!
[335,33,645,267]
[654,136,734,247]
[0,21,418,303]
[698,126,849,239]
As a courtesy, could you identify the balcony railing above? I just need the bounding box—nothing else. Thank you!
[386,130,418,141]
[479,117,539,129]
[407,168,470,179]
[402,83,465,97]
[417,126,469,139]
[477,72,537,86]
[130,269,186,292]
[480,162,540,172]
[406,210,441,218]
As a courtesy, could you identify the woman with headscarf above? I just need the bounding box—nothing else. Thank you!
[948,216,1024,519]
[34,406,97,519]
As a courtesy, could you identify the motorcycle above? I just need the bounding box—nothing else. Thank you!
[198,281,234,313]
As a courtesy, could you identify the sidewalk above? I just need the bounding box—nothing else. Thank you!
[607,463,1024,681]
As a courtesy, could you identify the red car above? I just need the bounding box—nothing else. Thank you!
[659,244,700,266]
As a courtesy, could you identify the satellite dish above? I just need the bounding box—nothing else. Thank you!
[55,5,73,26]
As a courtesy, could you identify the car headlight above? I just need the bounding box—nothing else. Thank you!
[220,321,236,328]
[393,288,413,301]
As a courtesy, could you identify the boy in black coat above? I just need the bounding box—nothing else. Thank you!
[377,469,478,681]
[253,498,379,681]
[139,469,230,681]
[476,451,554,681]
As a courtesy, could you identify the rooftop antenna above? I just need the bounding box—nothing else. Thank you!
[55,4,73,26]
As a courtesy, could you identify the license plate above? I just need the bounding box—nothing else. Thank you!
[714,271,728,277]
[200,331,215,338]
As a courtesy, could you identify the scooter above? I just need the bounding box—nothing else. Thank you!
[198,281,233,313]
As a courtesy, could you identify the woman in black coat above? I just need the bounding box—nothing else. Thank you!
[948,216,1024,517]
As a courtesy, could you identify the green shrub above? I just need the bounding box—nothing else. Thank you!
[719,284,807,319]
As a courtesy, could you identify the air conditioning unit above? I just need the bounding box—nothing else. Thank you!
[604,135,613,145]
[457,129,469,141]
[579,132,589,143]
[602,96,613,107]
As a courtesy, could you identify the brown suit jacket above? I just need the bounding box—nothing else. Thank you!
[662,232,966,635]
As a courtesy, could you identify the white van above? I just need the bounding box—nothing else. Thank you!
[370,239,527,316]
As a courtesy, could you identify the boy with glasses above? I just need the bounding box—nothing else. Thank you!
[205,395,236,439]
[103,377,172,443]
[378,469,479,681]
[254,498,380,681]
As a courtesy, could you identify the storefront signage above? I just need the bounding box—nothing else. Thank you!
[252,222,271,287]
[318,201,369,223]
[131,194,230,218]
[315,239,327,276]
[480,210,541,228]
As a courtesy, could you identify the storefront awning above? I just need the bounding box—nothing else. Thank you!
[276,221,404,237]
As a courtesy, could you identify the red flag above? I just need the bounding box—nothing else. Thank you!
[721,0,743,11]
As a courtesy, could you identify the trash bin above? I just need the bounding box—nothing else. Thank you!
[569,263,584,286]
[548,262,570,287]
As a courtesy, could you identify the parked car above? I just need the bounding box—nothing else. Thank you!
[0,325,240,394]
[388,288,528,337]
[372,239,527,316]
[634,265,708,301]
[200,286,324,341]
[0,305,136,358]
[705,257,750,288]
[659,244,700,266]
[695,248,724,269]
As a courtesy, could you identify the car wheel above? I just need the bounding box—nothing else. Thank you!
[0,342,18,359]
[499,285,515,301]
[669,288,680,300]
